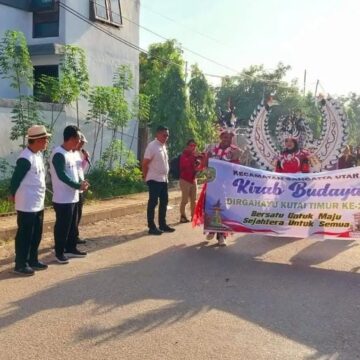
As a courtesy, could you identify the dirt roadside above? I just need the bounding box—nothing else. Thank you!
[0,198,183,272]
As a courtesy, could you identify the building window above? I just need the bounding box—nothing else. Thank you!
[33,65,59,102]
[33,1,59,38]
[90,0,122,27]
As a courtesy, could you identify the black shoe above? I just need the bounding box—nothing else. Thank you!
[13,266,35,276]
[76,238,87,244]
[159,225,176,233]
[64,249,87,258]
[148,227,163,235]
[56,254,69,264]
[29,261,48,271]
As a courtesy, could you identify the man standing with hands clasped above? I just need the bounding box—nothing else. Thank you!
[50,125,90,264]
[142,125,175,235]
[10,125,51,276]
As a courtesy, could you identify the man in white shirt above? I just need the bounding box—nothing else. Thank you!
[10,125,51,276]
[142,126,175,235]
[50,125,89,264]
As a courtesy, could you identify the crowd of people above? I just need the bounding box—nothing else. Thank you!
[9,120,360,275]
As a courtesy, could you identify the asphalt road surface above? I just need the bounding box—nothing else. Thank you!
[1,212,360,360]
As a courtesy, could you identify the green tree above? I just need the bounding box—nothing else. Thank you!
[38,45,89,128]
[140,40,195,156]
[156,64,188,157]
[340,93,360,146]
[87,86,113,161]
[188,64,217,149]
[140,39,184,130]
[216,63,323,142]
[87,84,132,167]
[111,65,133,165]
[0,30,41,147]
[133,93,150,160]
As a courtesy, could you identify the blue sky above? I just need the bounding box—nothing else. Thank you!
[139,0,360,96]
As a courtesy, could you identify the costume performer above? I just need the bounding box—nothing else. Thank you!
[193,103,242,246]
[246,95,348,172]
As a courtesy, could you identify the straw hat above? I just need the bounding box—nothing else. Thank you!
[27,125,51,140]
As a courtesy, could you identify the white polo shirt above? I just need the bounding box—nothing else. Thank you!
[50,146,79,204]
[144,139,169,182]
[15,148,46,212]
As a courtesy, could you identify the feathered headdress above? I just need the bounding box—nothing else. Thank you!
[246,94,348,171]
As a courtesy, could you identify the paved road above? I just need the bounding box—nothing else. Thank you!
[1,214,360,360]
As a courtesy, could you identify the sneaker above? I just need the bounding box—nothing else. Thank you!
[56,254,69,264]
[13,266,35,276]
[159,225,176,233]
[76,238,87,245]
[64,249,87,258]
[180,216,190,223]
[29,261,48,271]
[217,234,227,247]
[206,233,215,241]
[148,227,163,235]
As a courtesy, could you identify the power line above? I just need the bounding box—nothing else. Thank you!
[59,2,301,89]
[122,14,240,74]
[138,0,229,47]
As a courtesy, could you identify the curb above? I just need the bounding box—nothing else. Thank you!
[0,192,182,242]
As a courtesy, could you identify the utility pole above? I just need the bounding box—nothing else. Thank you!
[303,69,307,96]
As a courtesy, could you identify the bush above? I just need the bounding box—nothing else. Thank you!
[0,178,14,214]
[86,165,146,199]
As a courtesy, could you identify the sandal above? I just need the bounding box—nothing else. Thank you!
[180,216,190,223]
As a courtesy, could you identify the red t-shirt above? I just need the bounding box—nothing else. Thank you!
[180,151,197,184]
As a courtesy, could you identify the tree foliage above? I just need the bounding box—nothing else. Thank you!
[216,63,323,143]
[339,93,360,146]
[0,30,41,147]
[38,45,89,129]
[140,40,218,156]
[188,64,217,149]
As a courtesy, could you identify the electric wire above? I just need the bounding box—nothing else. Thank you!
[59,2,296,88]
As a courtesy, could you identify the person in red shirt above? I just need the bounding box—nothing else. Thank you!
[179,139,200,223]
[275,137,310,173]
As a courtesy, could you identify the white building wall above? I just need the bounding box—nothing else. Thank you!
[0,1,140,165]
[61,0,140,159]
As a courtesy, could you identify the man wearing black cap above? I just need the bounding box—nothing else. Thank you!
[50,125,90,264]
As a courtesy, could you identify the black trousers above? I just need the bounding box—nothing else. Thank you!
[146,180,168,229]
[53,202,78,256]
[15,210,44,268]
[75,192,84,240]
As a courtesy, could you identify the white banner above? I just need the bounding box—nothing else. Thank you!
[204,159,360,239]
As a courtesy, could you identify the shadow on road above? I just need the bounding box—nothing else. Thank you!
[0,237,359,359]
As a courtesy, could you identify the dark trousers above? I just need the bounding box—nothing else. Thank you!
[75,192,84,240]
[15,210,44,268]
[146,180,168,229]
[53,202,78,256]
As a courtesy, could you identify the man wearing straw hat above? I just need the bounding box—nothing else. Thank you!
[10,125,51,276]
